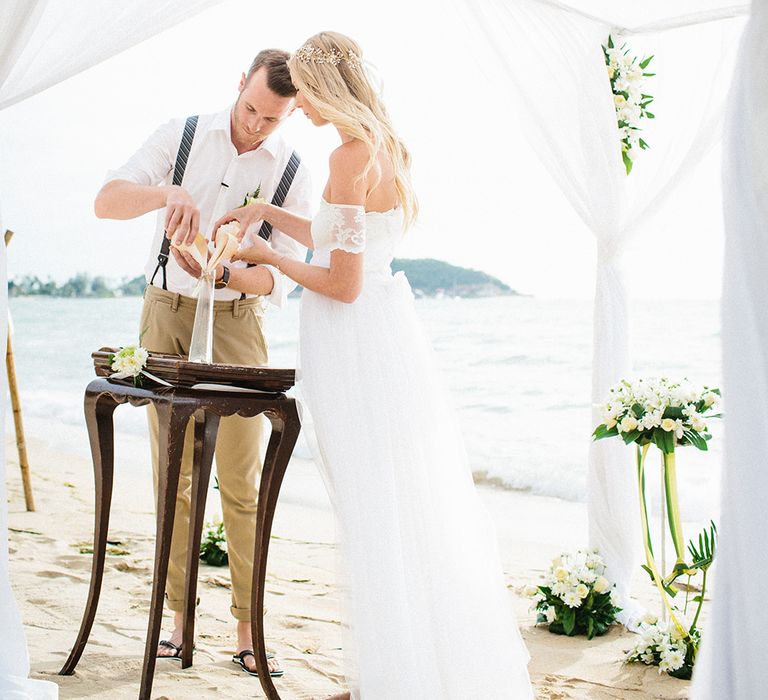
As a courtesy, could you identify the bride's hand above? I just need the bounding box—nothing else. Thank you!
[231,236,278,266]
[211,202,268,243]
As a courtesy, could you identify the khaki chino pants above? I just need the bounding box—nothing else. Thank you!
[140,284,268,621]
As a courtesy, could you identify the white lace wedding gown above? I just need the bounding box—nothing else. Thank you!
[298,200,533,699]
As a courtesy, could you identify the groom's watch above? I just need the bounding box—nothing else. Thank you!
[214,265,230,289]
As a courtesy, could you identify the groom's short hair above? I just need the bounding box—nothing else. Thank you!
[246,49,296,98]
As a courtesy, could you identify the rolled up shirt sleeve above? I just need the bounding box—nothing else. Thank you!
[262,162,312,308]
[103,119,179,186]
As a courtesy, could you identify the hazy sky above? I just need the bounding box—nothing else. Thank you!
[0,0,741,298]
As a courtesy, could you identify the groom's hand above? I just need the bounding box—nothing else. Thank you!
[171,246,203,279]
[164,185,200,247]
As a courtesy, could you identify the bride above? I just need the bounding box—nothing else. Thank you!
[214,31,533,700]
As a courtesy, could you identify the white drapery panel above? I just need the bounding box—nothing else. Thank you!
[0,1,222,696]
[692,1,768,697]
[0,0,223,111]
[459,0,744,624]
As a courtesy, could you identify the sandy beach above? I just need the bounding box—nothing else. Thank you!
[7,430,694,699]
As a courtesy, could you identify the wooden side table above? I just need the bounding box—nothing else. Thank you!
[59,377,300,700]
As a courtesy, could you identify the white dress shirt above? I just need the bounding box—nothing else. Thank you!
[105,107,311,305]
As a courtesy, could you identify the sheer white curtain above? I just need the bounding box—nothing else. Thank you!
[0,1,222,696]
[459,0,743,625]
[692,2,768,697]
[0,0,224,110]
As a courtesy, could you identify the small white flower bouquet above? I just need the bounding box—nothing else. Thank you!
[602,35,655,175]
[627,613,701,679]
[200,516,229,567]
[525,548,621,639]
[109,343,149,387]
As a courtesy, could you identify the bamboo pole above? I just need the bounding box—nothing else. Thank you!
[4,229,35,511]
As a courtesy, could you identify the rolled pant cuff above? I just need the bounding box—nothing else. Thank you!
[166,596,185,612]
[231,605,252,622]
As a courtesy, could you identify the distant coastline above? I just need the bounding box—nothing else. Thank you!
[390,258,519,299]
[8,258,519,300]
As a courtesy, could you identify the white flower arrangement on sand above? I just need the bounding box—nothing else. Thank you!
[627,612,697,675]
[200,515,229,567]
[602,35,655,174]
[525,548,621,639]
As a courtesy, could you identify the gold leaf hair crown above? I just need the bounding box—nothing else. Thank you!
[295,44,362,68]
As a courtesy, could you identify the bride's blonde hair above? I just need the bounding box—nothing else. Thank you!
[288,31,418,228]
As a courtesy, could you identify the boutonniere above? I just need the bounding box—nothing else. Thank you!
[242,184,265,207]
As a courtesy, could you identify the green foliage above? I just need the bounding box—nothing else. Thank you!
[118,275,148,296]
[390,258,518,298]
[622,151,633,175]
[593,421,713,455]
[13,261,518,301]
[534,585,621,640]
[8,273,148,298]
[688,521,717,572]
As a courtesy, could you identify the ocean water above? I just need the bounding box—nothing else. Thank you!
[5,295,722,520]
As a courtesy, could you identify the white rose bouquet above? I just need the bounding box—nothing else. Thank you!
[602,35,655,175]
[525,548,621,639]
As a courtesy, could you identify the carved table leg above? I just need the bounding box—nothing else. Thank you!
[250,402,301,699]
[181,410,220,668]
[139,401,193,700]
[60,390,119,675]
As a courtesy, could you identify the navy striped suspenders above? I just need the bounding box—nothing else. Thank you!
[149,115,198,290]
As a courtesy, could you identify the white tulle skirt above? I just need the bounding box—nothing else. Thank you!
[298,272,533,700]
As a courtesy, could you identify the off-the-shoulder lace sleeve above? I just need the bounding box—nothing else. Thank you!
[326,203,366,254]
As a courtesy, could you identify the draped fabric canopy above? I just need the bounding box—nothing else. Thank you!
[458,0,746,625]
[0,2,223,696]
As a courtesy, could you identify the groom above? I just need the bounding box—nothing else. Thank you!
[94,49,310,675]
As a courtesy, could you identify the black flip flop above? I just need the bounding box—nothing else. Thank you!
[156,639,183,660]
[232,649,284,678]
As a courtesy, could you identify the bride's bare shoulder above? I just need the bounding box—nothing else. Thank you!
[327,141,369,203]
[329,140,369,172]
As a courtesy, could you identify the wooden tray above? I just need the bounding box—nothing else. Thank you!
[93,348,295,393]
